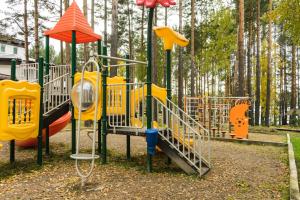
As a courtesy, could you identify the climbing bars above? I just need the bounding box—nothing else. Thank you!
[70,58,100,187]
[0,80,41,141]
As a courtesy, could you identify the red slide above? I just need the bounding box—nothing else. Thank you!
[16,112,71,148]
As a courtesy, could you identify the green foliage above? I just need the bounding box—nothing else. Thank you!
[272,0,300,45]
[199,8,237,80]
[29,42,57,64]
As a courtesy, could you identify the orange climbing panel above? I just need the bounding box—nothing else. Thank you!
[229,100,250,139]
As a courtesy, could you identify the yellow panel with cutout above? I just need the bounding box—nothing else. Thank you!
[107,76,127,116]
[73,72,127,120]
[73,71,102,121]
[0,80,40,141]
[130,84,167,124]
[153,26,189,50]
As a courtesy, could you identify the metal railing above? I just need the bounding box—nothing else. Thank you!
[153,97,211,174]
[43,65,71,115]
[184,96,251,136]
[107,83,145,129]
[16,63,39,83]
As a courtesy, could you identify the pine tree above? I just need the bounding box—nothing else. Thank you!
[110,0,118,77]
[178,0,184,109]
[265,0,272,126]
[237,0,245,96]
[255,0,261,125]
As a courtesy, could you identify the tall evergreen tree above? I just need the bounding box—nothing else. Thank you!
[237,0,245,96]
[178,0,184,109]
[110,0,118,77]
[255,0,261,125]
[265,0,272,126]
[34,0,39,61]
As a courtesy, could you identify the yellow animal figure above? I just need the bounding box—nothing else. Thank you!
[229,101,250,139]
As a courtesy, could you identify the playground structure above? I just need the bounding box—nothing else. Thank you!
[184,96,251,139]
[0,1,211,186]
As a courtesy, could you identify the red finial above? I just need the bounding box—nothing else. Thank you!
[136,0,176,8]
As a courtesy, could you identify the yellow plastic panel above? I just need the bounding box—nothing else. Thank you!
[73,73,128,120]
[153,26,189,50]
[130,84,167,123]
[0,80,40,141]
[73,71,102,121]
[107,76,127,115]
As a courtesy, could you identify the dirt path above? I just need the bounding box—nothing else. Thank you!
[0,130,289,200]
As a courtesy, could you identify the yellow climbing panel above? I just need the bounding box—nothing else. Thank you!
[0,80,40,141]
[153,26,189,50]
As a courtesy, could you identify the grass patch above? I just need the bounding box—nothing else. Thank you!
[290,135,300,183]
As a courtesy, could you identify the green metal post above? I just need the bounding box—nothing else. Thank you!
[146,8,154,173]
[45,35,50,156]
[37,57,44,165]
[101,46,108,164]
[10,59,16,164]
[71,31,77,154]
[97,39,102,156]
[125,54,131,160]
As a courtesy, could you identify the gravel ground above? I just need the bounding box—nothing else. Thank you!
[0,129,289,200]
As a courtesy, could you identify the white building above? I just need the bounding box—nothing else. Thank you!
[0,34,31,76]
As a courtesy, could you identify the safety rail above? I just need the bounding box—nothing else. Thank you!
[43,65,71,115]
[153,97,211,174]
[107,83,145,129]
[16,63,71,115]
[184,96,251,134]
[16,63,39,83]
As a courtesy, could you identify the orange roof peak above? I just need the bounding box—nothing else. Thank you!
[44,1,101,44]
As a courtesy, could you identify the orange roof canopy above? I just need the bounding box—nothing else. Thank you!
[44,1,101,44]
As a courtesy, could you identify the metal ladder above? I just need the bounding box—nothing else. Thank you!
[70,58,100,186]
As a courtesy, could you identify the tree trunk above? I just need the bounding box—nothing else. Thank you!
[163,7,168,87]
[90,0,95,61]
[104,0,108,45]
[291,44,297,124]
[265,0,272,126]
[178,0,183,109]
[91,0,94,30]
[127,0,133,58]
[238,0,245,96]
[283,45,288,125]
[83,0,88,63]
[137,6,145,81]
[279,45,284,125]
[34,0,39,61]
[255,0,261,125]
[64,0,70,64]
[152,9,158,85]
[60,0,64,64]
[247,5,254,125]
[190,0,195,97]
[24,0,29,63]
[110,0,118,77]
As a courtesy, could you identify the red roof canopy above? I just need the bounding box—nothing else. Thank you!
[44,1,101,44]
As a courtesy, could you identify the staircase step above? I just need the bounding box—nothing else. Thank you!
[200,166,210,176]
